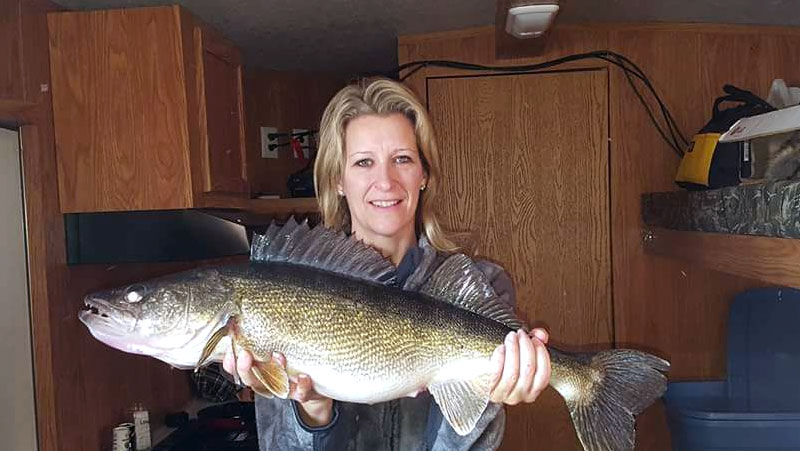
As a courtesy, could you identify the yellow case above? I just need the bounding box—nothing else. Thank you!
[675,133,721,186]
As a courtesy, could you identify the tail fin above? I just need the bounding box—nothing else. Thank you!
[552,349,670,451]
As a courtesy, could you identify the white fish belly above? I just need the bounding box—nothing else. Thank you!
[288,361,433,404]
[287,356,494,404]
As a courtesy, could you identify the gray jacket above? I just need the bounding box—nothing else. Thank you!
[255,237,515,451]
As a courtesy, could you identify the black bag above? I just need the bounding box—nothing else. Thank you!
[675,84,775,190]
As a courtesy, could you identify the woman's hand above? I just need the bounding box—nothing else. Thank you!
[222,349,334,427]
[489,328,551,405]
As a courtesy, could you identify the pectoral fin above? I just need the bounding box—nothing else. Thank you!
[428,373,494,436]
[197,324,230,368]
[250,359,290,399]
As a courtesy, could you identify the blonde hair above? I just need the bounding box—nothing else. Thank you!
[314,78,457,253]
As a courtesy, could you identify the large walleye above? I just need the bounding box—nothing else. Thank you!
[80,219,669,450]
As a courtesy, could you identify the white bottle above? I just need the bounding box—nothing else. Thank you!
[132,404,151,450]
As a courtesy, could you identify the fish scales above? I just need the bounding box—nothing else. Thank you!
[227,263,509,400]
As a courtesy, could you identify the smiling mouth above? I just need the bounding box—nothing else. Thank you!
[370,200,401,208]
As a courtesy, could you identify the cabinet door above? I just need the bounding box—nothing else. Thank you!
[196,26,248,195]
[427,70,611,451]
[48,7,194,212]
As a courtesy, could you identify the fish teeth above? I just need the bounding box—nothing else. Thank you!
[84,298,114,317]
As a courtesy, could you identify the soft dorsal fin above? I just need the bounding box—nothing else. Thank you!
[420,254,524,330]
[250,217,397,285]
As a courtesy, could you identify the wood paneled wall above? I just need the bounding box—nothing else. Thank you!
[244,70,346,197]
[1,0,25,101]
[397,22,800,450]
[11,2,65,451]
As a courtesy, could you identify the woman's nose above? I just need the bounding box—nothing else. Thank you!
[373,161,396,190]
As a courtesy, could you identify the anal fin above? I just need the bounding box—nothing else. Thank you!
[250,359,290,399]
[428,373,494,436]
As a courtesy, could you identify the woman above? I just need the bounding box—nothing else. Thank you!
[224,78,551,450]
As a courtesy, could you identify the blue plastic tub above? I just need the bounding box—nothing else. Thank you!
[663,288,800,451]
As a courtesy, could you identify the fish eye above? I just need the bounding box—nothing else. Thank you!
[124,285,146,303]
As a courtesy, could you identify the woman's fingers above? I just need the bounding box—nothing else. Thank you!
[490,331,520,403]
[514,330,537,404]
[489,343,505,387]
[292,374,313,402]
[530,327,549,344]
[489,329,552,405]
[236,349,256,387]
[271,351,287,367]
[526,336,551,403]
[499,330,536,405]
[222,350,235,375]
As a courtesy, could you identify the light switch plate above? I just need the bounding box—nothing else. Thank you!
[261,126,279,159]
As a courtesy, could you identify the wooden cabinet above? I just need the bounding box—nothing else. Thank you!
[196,26,247,194]
[48,5,248,213]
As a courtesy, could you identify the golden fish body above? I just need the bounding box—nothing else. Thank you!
[228,263,507,404]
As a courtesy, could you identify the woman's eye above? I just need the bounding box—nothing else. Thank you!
[355,159,372,167]
[395,155,413,164]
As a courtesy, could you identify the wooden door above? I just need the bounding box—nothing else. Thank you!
[426,69,611,450]
[196,26,248,195]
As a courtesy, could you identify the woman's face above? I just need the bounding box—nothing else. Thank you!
[340,113,426,246]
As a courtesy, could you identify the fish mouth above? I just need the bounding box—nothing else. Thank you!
[79,296,136,331]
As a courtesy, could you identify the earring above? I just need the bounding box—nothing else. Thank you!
[420,183,427,191]
[337,189,345,196]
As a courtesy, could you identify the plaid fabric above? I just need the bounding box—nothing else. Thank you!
[191,362,240,403]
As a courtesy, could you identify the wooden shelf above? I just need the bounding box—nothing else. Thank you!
[0,99,37,125]
[643,227,800,289]
[201,193,318,215]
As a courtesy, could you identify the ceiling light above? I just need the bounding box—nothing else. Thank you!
[505,4,560,39]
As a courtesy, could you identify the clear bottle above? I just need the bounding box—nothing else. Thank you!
[131,403,151,450]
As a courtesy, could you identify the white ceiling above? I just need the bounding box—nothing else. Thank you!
[51,0,800,74]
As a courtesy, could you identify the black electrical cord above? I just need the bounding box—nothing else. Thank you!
[382,50,688,157]
[603,52,690,150]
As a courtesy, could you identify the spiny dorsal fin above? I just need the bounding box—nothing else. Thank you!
[420,254,524,330]
[250,217,397,285]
